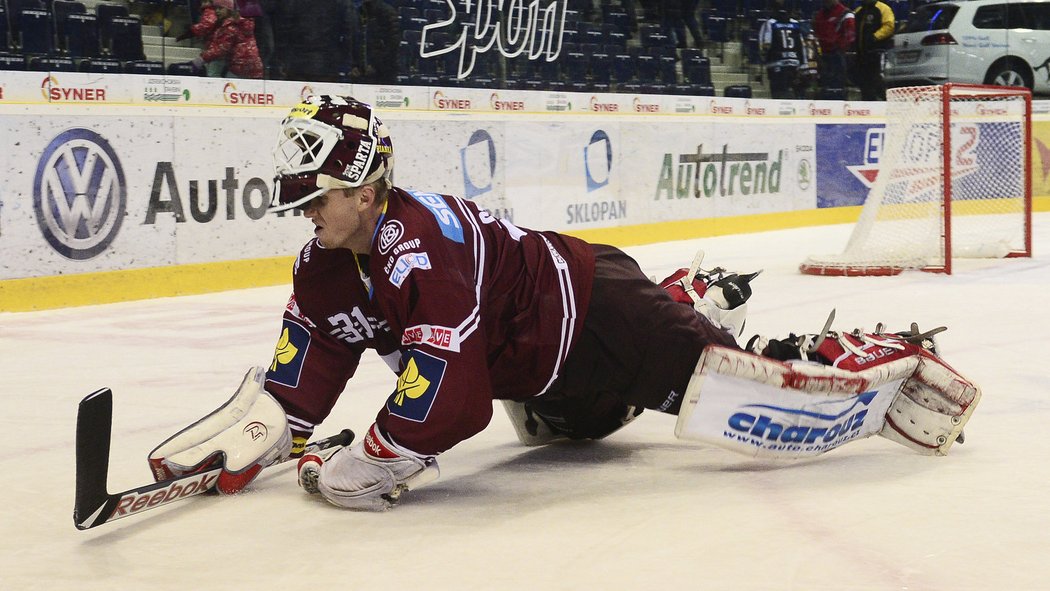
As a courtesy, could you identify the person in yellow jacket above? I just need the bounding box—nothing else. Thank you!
[853,0,894,100]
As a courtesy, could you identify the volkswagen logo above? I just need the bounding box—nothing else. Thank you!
[33,128,126,260]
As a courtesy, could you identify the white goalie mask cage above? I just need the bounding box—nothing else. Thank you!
[270,96,394,212]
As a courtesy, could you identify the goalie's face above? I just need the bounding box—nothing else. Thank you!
[302,187,378,253]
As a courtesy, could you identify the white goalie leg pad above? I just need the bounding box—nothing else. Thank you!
[500,400,569,446]
[879,355,981,456]
[674,346,980,458]
[675,346,915,459]
[149,367,292,478]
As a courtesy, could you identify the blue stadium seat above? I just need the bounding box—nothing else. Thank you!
[683,54,711,85]
[19,8,53,55]
[108,15,144,61]
[704,15,729,43]
[29,55,76,71]
[685,83,716,96]
[0,52,27,69]
[125,59,162,74]
[167,61,197,76]
[611,53,635,83]
[562,51,588,83]
[0,2,8,51]
[640,83,669,95]
[590,51,610,84]
[723,84,753,98]
[79,57,121,73]
[52,0,86,52]
[635,54,658,83]
[658,55,677,85]
[65,13,98,58]
[95,1,129,49]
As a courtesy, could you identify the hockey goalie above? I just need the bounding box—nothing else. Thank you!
[146,96,981,513]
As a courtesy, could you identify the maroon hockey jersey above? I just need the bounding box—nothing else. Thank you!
[264,239,401,439]
[266,187,595,456]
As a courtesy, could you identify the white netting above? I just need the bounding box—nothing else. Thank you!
[801,84,1030,276]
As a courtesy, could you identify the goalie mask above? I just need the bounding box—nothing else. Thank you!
[269,95,394,213]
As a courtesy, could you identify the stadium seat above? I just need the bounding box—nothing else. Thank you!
[0,52,27,69]
[590,51,610,84]
[723,84,753,98]
[683,54,711,85]
[167,61,197,76]
[64,13,98,58]
[19,8,53,55]
[108,15,144,61]
[125,59,162,74]
[635,54,658,83]
[7,0,43,47]
[79,57,121,73]
[686,83,716,96]
[0,2,8,51]
[29,55,76,71]
[658,55,677,85]
[52,0,86,52]
[562,51,588,83]
[95,1,129,49]
[611,53,635,83]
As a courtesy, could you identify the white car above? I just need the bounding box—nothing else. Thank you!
[885,0,1050,94]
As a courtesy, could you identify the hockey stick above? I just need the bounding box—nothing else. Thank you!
[74,388,354,531]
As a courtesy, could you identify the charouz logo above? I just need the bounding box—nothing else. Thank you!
[726,391,877,454]
[33,128,126,260]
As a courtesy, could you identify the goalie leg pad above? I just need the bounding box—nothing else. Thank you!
[148,367,292,493]
[674,347,910,459]
[879,355,980,455]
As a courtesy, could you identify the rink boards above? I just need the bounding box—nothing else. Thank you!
[1,72,1049,309]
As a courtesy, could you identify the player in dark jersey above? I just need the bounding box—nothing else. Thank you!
[261,95,746,509]
[758,4,808,99]
[147,96,980,510]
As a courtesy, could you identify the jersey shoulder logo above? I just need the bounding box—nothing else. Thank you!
[407,190,464,243]
[267,318,311,388]
[387,350,445,423]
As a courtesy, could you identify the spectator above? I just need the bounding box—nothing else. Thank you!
[270,0,356,83]
[177,0,224,76]
[192,0,264,79]
[758,2,807,99]
[670,0,702,49]
[236,0,275,77]
[812,0,855,98]
[351,0,400,84]
[854,0,895,100]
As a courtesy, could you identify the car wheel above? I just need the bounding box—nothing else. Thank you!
[987,62,1033,90]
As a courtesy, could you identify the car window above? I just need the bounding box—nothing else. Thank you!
[903,3,959,32]
[973,4,1007,28]
[1020,3,1050,29]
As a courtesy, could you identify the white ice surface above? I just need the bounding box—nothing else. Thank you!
[4,218,1050,591]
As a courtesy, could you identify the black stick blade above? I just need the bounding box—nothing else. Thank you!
[74,389,115,530]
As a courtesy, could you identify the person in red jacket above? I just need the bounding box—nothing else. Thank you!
[812,0,855,98]
[191,0,263,78]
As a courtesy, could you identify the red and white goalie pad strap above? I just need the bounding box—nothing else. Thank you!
[674,346,979,458]
[148,367,292,492]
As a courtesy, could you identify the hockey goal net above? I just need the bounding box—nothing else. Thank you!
[800,83,1032,276]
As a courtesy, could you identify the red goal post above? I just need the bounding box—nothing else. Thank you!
[800,83,1032,276]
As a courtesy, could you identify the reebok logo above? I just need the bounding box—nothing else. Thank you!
[113,472,218,517]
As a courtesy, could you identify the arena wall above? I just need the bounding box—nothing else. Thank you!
[1,72,1048,310]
